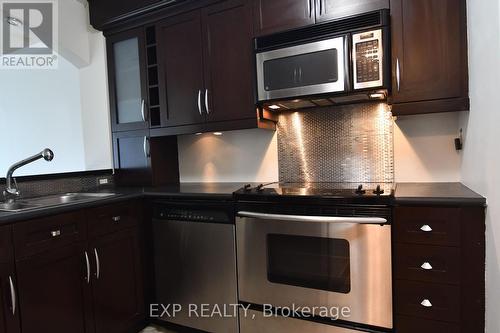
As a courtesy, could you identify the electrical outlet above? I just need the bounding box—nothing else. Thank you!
[98,178,109,185]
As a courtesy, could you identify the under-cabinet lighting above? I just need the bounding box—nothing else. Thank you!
[268,104,281,110]
[195,132,203,136]
[213,132,223,136]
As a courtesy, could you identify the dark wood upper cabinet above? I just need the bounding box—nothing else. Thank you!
[154,0,266,134]
[88,0,163,30]
[15,243,94,333]
[315,0,389,23]
[107,28,149,132]
[202,0,256,123]
[390,0,469,115]
[157,11,206,128]
[253,0,315,36]
[90,228,145,333]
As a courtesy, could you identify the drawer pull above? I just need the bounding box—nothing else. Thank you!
[421,299,433,307]
[50,230,61,237]
[420,224,433,232]
[112,216,121,222]
[421,262,433,270]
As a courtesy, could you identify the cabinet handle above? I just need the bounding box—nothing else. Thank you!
[197,90,203,115]
[9,276,16,316]
[141,99,148,122]
[94,248,100,280]
[396,58,401,92]
[421,262,433,270]
[50,229,61,237]
[112,216,121,222]
[143,137,150,158]
[205,89,210,115]
[420,224,433,232]
[84,251,90,284]
[421,299,433,308]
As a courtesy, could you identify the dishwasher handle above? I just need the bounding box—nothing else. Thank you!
[237,211,388,225]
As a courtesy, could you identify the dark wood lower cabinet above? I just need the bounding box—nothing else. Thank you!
[0,263,20,333]
[15,243,94,333]
[90,228,145,333]
[7,200,146,333]
[394,205,485,333]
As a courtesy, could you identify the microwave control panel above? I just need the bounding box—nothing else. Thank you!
[353,29,384,90]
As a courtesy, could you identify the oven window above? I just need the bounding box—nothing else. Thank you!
[263,49,339,91]
[267,234,350,293]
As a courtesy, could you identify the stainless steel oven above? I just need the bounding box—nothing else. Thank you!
[236,211,392,330]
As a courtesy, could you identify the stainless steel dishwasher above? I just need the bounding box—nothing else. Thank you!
[152,200,238,333]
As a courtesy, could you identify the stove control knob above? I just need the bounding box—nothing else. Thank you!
[256,184,265,192]
[373,185,385,195]
[243,184,252,192]
[355,185,366,195]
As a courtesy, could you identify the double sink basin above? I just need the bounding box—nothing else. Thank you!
[0,192,116,212]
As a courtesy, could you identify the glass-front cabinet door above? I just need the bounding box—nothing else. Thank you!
[107,28,149,132]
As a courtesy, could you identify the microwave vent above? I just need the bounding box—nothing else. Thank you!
[255,9,388,51]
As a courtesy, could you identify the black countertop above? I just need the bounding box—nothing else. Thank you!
[394,182,486,206]
[0,182,486,225]
[0,183,246,225]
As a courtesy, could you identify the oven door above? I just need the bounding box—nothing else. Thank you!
[236,212,392,329]
[256,37,347,101]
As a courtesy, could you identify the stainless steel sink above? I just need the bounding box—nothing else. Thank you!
[0,192,117,212]
[0,201,40,212]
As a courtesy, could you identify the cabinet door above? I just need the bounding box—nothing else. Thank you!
[390,0,468,110]
[202,0,255,123]
[157,11,206,128]
[15,243,93,333]
[112,130,151,186]
[0,264,20,333]
[90,228,145,333]
[254,0,315,36]
[316,0,388,22]
[107,28,149,132]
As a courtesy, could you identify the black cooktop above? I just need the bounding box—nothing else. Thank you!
[234,182,395,205]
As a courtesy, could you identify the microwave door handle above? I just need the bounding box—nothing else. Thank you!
[237,211,387,225]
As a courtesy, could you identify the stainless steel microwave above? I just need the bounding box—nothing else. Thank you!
[255,10,390,107]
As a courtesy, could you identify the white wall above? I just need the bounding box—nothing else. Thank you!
[394,112,463,182]
[79,30,113,171]
[178,129,278,183]
[0,0,112,177]
[461,0,500,332]
[177,112,464,183]
[0,56,87,176]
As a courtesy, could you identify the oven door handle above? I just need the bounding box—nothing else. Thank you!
[237,211,387,224]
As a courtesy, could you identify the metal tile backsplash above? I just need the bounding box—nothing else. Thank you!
[0,173,114,200]
[277,103,394,183]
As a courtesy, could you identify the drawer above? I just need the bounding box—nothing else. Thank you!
[396,315,460,333]
[394,207,461,246]
[0,226,13,263]
[13,211,86,259]
[86,200,140,238]
[395,244,460,284]
[395,280,460,323]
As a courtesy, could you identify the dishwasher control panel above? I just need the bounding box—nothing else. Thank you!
[153,203,232,224]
